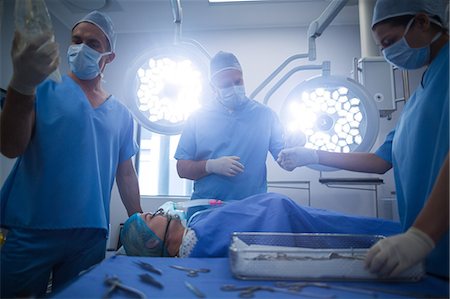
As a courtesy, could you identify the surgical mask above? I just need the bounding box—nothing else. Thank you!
[120,213,170,257]
[216,85,248,110]
[158,201,187,227]
[383,18,442,70]
[67,44,111,80]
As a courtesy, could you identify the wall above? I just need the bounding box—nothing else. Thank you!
[0,2,401,249]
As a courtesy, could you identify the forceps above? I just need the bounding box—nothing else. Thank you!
[102,275,146,299]
[221,284,333,298]
[221,285,274,298]
[170,265,210,277]
[134,260,163,275]
[275,282,377,297]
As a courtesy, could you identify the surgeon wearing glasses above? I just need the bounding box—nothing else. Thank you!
[174,51,286,217]
[277,0,449,279]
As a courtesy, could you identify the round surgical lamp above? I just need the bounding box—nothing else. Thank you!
[280,75,379,171]
[125,45,209,135]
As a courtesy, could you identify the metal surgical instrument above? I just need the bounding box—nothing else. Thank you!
[170,265,210,277]
[139,273,164,289]
[185,281,206,298]
[275,281,378,297]
[134,260,163,275]
[102,275,146,299]
[221,285,274,298]
[221,284,332,298]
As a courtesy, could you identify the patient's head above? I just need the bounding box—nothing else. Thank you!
[120,210,173,257]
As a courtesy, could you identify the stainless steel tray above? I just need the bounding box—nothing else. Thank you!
[229,232,424,281]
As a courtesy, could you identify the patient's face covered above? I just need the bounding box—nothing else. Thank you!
[120,213,169,257]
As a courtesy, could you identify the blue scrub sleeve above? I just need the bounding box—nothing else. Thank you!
[119,115,139,163]
[268,110,285,160]
[375,129,394,163]
[174,115,196,160]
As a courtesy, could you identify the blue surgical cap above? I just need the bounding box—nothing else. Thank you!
[72,11,116,52]
[372,0,449,29]
[120,213,169,257]
[210,51,242,80]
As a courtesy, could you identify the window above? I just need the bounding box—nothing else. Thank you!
[136,125,192,197]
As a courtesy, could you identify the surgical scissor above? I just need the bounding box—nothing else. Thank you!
[102,275,146,299]
[170,265,210,277]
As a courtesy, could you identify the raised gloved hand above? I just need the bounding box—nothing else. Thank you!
[277,146,319,171]
[205,156,244,177]
[9,31,60,95]
[365,227,435,277]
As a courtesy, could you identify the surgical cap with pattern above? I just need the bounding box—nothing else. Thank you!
[372,0,449,29]
[72,10,116,52]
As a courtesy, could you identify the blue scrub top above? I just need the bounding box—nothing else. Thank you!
[375,43,449,277]
[174,98,285,201]
[1,75,138,231]
[188,192,401,257]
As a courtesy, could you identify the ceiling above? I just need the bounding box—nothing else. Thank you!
[46,0,361,34]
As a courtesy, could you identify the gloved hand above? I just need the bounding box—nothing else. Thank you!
[277,146,319,171]
[9,31,60,95]
[205,156,244,177]
[365,227,435,277]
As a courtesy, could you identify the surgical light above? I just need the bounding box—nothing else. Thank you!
[125,46,208,135]
[281,75,379,170]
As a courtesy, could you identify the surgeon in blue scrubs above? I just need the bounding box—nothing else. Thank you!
[175,51,285,214]
[0,11,142,297]
[277,0,449,279]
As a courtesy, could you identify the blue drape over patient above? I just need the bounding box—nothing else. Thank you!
[188,193,401,257]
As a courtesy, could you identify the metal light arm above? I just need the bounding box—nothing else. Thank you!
[307,0,349,61]
[170,0,211,59]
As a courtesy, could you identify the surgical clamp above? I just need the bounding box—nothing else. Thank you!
[170,265,210,277]
[102,275,146,299]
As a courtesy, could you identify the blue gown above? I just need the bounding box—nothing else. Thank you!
[174,98,285,201]
[375,43,449,277]
[188,193,401,257]
[1,75,138,230]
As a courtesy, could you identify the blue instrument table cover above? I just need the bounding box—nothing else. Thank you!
[52,255,449,298]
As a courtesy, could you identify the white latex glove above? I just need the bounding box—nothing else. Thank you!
[277,146,319,171]
[205,156,244,177]
[365,227,435,277]
[9,31,60,95]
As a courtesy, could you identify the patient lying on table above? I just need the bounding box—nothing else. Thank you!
[120,192,401,258]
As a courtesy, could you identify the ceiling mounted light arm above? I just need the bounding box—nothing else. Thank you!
[250,53,309,99]
[250,0,348,100]
[171,0,182,23]
[263,61,330,105]
[170,0,211,60]
[307,0,349,61]
[171,0,182,44]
